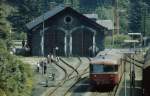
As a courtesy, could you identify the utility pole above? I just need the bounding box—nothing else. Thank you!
[112,0,119,47]
[143,7,146,37]
[143,5,149,37]
[113,0,119,35]
[41,0,47,87]
[41,0,48,56]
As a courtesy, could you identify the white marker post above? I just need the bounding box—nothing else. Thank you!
[124,39,139,96]
[124,32,142,96]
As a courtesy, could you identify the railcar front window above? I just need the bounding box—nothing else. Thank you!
[91,64,104,73]
[104,66,114,72]
[91,64,118,73]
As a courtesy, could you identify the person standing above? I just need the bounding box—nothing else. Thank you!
[47,54,51,64]
[37,62,40,73]
[40,61,44,74]
[43,61,47,74]
[22,39,25,48]
[51,54,54,63]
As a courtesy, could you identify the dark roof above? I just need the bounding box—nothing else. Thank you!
[26,5,65,29]
[26,5,107,30]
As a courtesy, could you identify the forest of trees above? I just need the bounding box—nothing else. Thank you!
[0,0,149,39]
[0,1,33,96]
[0,0,150,95]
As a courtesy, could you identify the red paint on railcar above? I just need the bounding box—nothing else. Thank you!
[90,73,119,86]
[89,50,125,88]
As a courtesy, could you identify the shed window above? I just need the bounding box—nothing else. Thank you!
[64,16,73,24]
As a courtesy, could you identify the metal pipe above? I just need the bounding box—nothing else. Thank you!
[124,56,127,96]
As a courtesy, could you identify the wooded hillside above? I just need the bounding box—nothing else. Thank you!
[0,0,149,39]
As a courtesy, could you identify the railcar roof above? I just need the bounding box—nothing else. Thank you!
[90,72,118,74]
[90,57,119,65]
[96,49,123,57]
[91,49,123,65]
[90,60,118,65]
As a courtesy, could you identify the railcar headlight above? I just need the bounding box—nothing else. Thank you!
[110,74,113,77]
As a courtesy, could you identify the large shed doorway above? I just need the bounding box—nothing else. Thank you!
[44,28,65,56]
[72,27,94,57]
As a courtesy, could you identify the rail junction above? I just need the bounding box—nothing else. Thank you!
[19,49,143,96]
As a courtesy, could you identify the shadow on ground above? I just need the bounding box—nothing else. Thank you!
[118,80,143,96]
[72,77,115,93]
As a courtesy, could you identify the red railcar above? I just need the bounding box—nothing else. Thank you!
[90,50,125,88]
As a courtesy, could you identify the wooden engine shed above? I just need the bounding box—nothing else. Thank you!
[26,5,107,57]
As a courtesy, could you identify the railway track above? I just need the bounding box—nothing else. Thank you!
[45,61,68,96]
[63,57,90,96]
[53,60,68,80]
[46,57,87,96]
[61,57,90,96]
[125,55,143,69]
[128,55,144,64]
[64,66,89,96]
[59,57,80,78]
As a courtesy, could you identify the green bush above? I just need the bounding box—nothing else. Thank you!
[0,40,33,96]
[114,34,131,48]
[104,36,112,48]
[0,89,6,96]
[105,34,131,48]
[0,40,7,51]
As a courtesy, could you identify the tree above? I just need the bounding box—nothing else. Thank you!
[118,0,129,33]
[141,1,150,36]
[72,0,80,10]
[0,3,12,39]
[95,6,113,19]
[129,0,143,33]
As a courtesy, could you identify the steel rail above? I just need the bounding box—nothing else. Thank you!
[63,57,90,96]
[45,61,68,96]
[47,57,82,96]
[59,57,80,78]
[124,56,143,69]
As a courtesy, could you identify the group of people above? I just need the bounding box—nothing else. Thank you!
[36,54,59,84]
[37,60,47,74]
[36,53,59,75]
[47,53,60,63]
